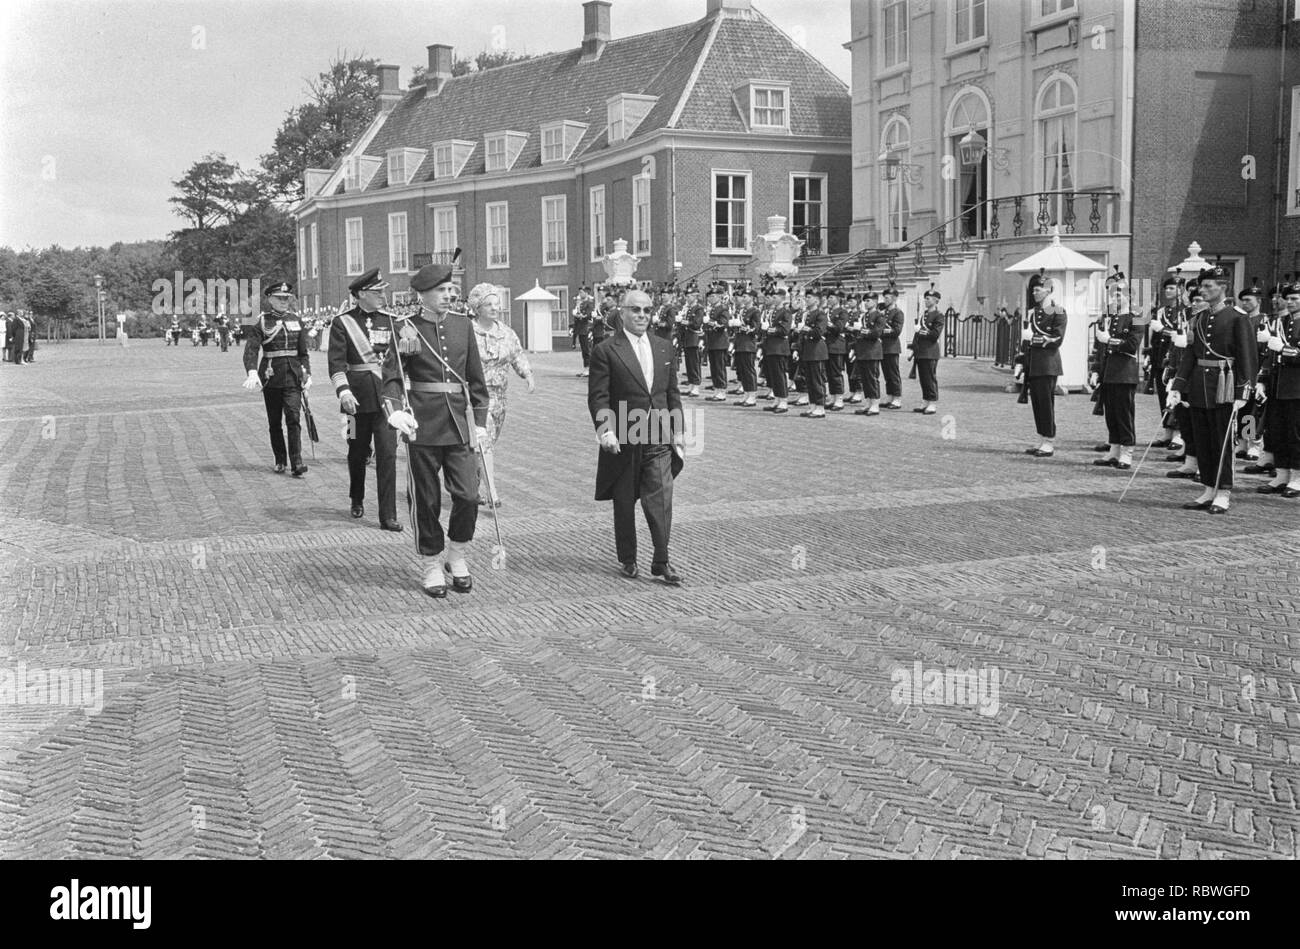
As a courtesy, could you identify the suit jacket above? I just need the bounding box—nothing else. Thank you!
[1024,303,1067,378]
[1090,311,1143,385]
[588,331,685,502]
[1173,304,1258,407]
[380,311,489,446]
[243,312,310,389]
[328,306,396,414]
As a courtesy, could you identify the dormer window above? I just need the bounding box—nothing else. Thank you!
[540,120,590,164]
[431,140,476,180]
[386,148,427,187]
[484,131,528,173]
[343,155,382,192]
[750,84,790,131]
[606,94,658,146]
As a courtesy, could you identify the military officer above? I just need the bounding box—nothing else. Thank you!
[1168,265,1258,513]
[1255,280,1300,496]
[1146,276,1183,450]
[1234,279,1267,463]
[1021,272,1068,457]
[879,283,906,409]
[852,288,886,416]
[572,287,595,378]
[797,291,829,419]
[330,267,401,531]
[382,262,490,597]
[731,287,761,406]
[760,287,792,414]
[1089,279,1143,470]
[704,284,732,401]
[242,281,311,476]
[825,289,849,411]
[680,283,704,398]
[910,285,945,414]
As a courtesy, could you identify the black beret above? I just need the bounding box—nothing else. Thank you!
[410,263,454,292]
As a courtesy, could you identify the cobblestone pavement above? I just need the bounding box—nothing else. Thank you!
[1,340,1296,859]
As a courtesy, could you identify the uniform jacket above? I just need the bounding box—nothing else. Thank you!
[910,306,945,361]
[1173,304,1258,408]
[797,308,829,361]
[733,306,760,354]
[588,330,685,502]
[328,306,396,414]
[853,309,887,361]
[592,304,616,342]
[1258,310,1300,400]
[243,311,310,389]
[761,307,791,358]
[1089,311,1142,385]
[380,311,489,446]
[826,307,849,356]
[680,303,705,348]
[704,304,731,351]
[1023,303,1067,378]
[880,305,905,355]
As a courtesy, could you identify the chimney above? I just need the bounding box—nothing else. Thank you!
[426,44,453,96]
[377,64,402,107]
[707,0,752,15]
[582,1,611,62]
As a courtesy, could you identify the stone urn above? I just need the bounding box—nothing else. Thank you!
[602,238,640,287]
[750,215,804,278]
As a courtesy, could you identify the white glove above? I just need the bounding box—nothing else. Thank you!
[1095,329,1111,344]
[475,426,489,447]
[1254,382,1267,402]
[1257,328,1272,344]
[1233,398,1248,411]
[242,370,261,392]
[1150,316,1164,332]
[1088,372,1099,388]
[339,390,359,415]
[1268,336,1284,352]
[525,375,536,394]
[388,410,418,437]
[1021,328,1033,342]
[303,375,313,388]
[1172,333,1188,348]
[1167,390,1181,407]
[599,431,621,454]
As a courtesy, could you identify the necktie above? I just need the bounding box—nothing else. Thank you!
[636,334,652,389]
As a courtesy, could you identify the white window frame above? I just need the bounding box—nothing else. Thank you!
[309,223,319,277]
[790,172,829,257]
[541,125,566,164]
[1034,0,1077,24]
[485,135,508,172]
[388,212,409,274]
[879,117,912,246]
[632,175,652,256]
[608,100,626,144]
[546,285,570,334]
[387,151,405,187]
[431,204,458,254]
[345,217,364,275]
[486,201,510,269]
[542,195,567,266]
[1289,86,1300,216]
[496,286,513,327]
[751,85,790,131]
[434,144,455,179]
[298,227,307,281]
[711,170,752,255]
[951,0,988,51]
[590,185,607,261]
[344,157,360,192]
[880,0,909,73]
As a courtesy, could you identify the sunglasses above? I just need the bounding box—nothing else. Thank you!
[625,306,653,313]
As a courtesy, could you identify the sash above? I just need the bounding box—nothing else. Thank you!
[339,312,382,378]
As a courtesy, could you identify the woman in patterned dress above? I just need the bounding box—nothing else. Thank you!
[467,283,536,506]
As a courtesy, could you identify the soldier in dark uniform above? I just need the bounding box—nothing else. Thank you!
[382,262,490,597]
[680,283,704,398]
[652,284,680,375]
[731,287,761,406]
[1145,276,1181,450]
[760,288,791,414]
[879,283,906,409]
[1164,281,1202,478]
[797,292,829,419]
[1234,279,1267,463]
[572,287,595,378]
[825,289,849,411]
[1089,278,1143,469]
[166,315,181,346]
[1255,280,1300,496]
[1168,265,1257,513]
[853,288,886,416]
[216,312,231,352]
[1021,273,1067,457]
[1246,283,1290,477]
[329,268,401,531]
[910,285,945,414]
[592,291,616,351]
[704,284,732,401]
[242,281,310,476]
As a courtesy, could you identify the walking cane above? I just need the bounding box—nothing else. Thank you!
[1118,389,1181,503]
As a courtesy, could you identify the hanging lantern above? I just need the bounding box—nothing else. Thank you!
[958,129,987,168]
[878,148,900,182]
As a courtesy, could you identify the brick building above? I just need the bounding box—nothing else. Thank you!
[843,0,1299,317]
[292,0,850,347]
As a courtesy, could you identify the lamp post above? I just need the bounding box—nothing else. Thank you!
[94,274,105,344]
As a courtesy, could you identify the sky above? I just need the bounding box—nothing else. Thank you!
[0,0,851,250]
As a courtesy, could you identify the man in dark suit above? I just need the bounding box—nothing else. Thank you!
[588,288,685,585]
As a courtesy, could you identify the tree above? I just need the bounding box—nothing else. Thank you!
[259,54,382,205]
[169,153,249,231]
[26,263,76,320]
[410,49,537,84]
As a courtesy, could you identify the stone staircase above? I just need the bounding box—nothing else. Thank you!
[801,245,984,293]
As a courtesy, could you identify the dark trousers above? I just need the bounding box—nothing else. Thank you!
[219,331,229,352]
[347,411,397,521]
[684,347,702,386]
[856,359,881,399]
[1238,392,1263,442]
[1271,399,1300,469]
[708,350,728,389]
[612,444,673,566]
[406,442,478,556]
[1188,403,1236,489]
[1101,383,1136,446]
[262,386,303,464]
[578,332,592,368]
[1176,404,1195,455]
[763,355,789,399]
[827,354,846,396]
[917,359,939,402]
[1027,375,1057,439]
[804,360,827,405]
[734,351,758,392]
[1155,374,1169,415]
[882,353,902,399]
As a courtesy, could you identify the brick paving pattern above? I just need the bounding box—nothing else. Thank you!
[1,340,1296,859]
